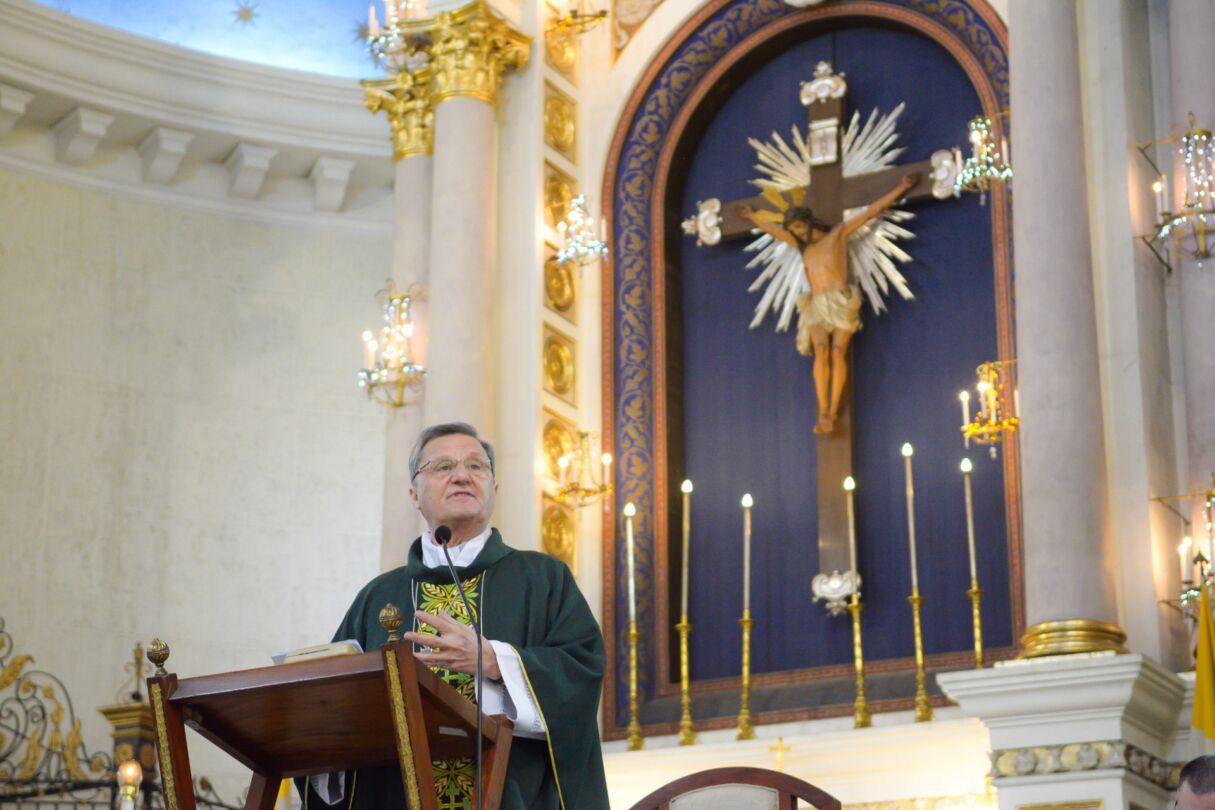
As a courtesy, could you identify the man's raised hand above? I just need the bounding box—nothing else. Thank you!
[403,609,502,680]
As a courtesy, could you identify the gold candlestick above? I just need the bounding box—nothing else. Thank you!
[846,594,871,728]
[737,611,756,740]
[908,589,933,722]
[967,580,985,668]
[627,621,643,750]
[676,617,697,745]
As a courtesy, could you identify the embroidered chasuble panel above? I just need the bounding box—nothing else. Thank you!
[604,0,1016,734]
[416,575,482,810]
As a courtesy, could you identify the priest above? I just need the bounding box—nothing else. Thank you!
[302,422,609,810]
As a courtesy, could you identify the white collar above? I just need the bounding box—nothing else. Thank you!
[420,526,492,569]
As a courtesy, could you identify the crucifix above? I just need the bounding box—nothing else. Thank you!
[682,61,956,609]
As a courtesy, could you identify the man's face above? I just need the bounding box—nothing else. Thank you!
[1178,782,1215,810]
[788,220,811,241]
[409,433,498,535]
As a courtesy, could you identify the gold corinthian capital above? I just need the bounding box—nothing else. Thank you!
[363,69,435,161]
[430,1,531,107]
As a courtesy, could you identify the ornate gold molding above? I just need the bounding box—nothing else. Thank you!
[1020,619,1127,658]
[991,740,1175,789]
[543,326,576,404]
[541,496,576,570]
[363,70,435,160]
[544,161,576,229]
[430,1,532,107]
[541,409,578,479]
[544,82,577,161]
[544,243,576,320]
[544,19,577,84]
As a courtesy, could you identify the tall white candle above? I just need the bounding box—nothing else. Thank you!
[843,477,858,587]
[367,3,380,36]
[961,458,977,581]
[902,444,919,592]
[1181,536,1193,583]
[624,503,637,623]
[959,391,971,449]
[680,480,693,619]
[601,452,612,489]
[741,493,754,614]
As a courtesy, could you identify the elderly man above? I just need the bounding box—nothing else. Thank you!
[305,422,608,809]
[1179,756,1215,810]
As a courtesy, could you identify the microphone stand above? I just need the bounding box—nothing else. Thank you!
[439,534,484,810]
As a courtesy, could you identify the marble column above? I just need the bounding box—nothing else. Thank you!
[1168,0,1215,544]
[364,71,436,569]
[1010,0,1124,654]
[422,2,530,435]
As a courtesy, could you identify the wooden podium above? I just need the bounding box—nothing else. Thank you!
[144,617,513,810]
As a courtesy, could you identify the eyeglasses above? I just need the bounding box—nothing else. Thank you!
[414,456,494,479]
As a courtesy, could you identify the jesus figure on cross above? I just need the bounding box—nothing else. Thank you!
[740,170,920,435]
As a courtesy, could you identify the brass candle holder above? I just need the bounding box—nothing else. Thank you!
[676,617,697,745]
[737,611,756,740]
[846,593,872,728]
[908,589,933,722]
[627,622,643,750]
[967,580,985,669]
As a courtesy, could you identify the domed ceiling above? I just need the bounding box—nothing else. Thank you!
[37,0,382,79]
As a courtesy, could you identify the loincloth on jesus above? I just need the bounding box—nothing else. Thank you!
[795,286,863,355]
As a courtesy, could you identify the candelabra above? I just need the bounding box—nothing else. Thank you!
[846,593,871,728]
[358,282,426,407]
[736,611,756,740]
[367,0,433,74]
[1138,114,1215,266]
[554,431,612,508]
[555,195,608,267]
[959,360,1019,458]
[953,115,1012,199]
[908,589,933,722]
[626,621,643,750]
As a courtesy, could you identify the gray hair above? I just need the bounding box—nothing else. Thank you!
[1182,756,1215,794]
[409,422,496,480]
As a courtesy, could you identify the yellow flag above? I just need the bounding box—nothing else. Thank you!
[1193,584,1215,742]
[276,778,292,810]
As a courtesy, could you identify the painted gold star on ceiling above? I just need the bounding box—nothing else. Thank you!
[233,1,258,26]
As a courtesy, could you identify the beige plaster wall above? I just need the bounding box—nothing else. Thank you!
[0,167,390,797]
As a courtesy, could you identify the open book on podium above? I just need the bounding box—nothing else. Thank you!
[143,605,513,810]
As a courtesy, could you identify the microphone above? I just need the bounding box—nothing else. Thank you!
[434,525,484,810]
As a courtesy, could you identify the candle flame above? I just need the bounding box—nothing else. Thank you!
[1182,536,1193,551]
[843,476,855,491]
[741,493,753,508]
[1153,180,1163,193]
[557,455,569,469]
[901,443,914,457]
[959,390,969,402]
[601,452,613,466]
[681,479,693,494]
[960,458,973,473]
[623,502,636,517]
[361,330,374,342]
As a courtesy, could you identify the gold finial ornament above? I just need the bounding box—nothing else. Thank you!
[430,1,531,107]
[146,639,170,677]
[363,70,435,160]
[380,603,405,641]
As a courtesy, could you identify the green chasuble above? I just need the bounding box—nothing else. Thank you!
[305,530,609,810]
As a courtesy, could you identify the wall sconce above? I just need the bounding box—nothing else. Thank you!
[357,282,426,408]
[1138,113,1215,270]
[547,0,607,35]
[953,114,1012,203]
[958,360,1019,459]
[556,194,608,268]
[554,431,612,508]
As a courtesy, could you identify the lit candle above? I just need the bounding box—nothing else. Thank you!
[977,382,989,421]
[843,477,858,587]
[961,458,977,581]
[1153,179,1164,221]
[1001,137,1009,166]
[902,444,919,592]
[557,454,569,485]
[959,391,971,449]
[1013,388,1021,419]
[367,3,380,36]
[954,146,963,176]
[1181,536,1193,583]
[680,480,693,618]
[741,493,754,614]
[362,330,375,370]
[601,452,612,488]
[624,503,637,623]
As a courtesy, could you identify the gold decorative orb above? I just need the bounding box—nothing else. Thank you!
[146,639,170,676]
[543,335,575,396]
[544,256,575,314]
[541,502,575,566]
[379,603,404,641]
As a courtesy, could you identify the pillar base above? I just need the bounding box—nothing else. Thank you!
[1021,619,1128,658]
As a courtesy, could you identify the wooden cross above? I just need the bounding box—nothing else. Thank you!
[688,62,950,596]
